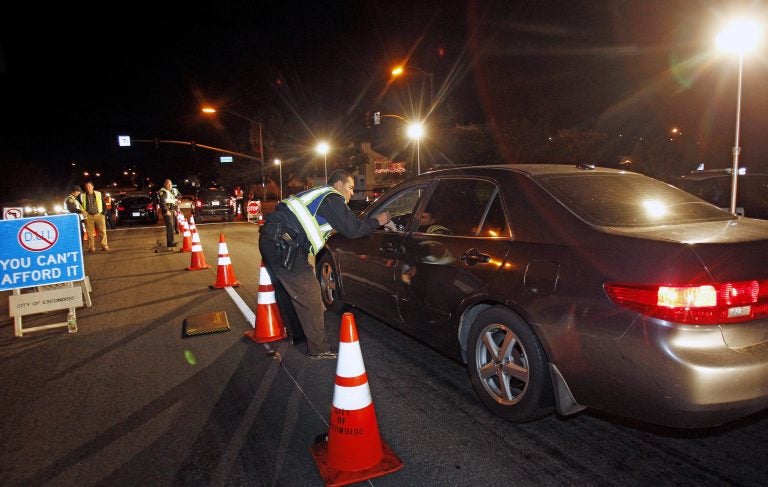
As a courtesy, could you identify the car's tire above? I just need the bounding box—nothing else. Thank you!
[316,252,347,313]
[467,306,554,423]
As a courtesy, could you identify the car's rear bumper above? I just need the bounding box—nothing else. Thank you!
[560,317,768,428]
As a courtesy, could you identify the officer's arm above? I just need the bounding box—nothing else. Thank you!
[158,190,168,212]
[317,195,380,239]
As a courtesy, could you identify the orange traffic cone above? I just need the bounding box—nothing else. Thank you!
[180,216,193,252]
[310,312,403,486]
[211,233,240,288]
[244,261,287,343]
[186,222,210,271]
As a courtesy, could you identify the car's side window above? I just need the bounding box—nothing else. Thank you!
[422,179,503,237]
[374,185,427,231]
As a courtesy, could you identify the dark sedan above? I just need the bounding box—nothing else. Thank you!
[115,195,159,225]
[194,188,235,222]
[316,164,768,429]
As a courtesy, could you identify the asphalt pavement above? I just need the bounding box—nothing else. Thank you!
[2,221,768,487]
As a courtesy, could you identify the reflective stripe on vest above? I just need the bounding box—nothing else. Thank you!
[283,186,342,255]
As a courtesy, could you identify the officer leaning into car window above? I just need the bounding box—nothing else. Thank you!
[78,181,109,252]
[259,169,391,360]
[158,178,180,248]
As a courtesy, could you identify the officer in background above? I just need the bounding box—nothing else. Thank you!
[64,185,87,239]
[78,181,109,251]
[234,185,245,220]
[103,193,114,229]
[158,178,180,248]
[259,169,390,359]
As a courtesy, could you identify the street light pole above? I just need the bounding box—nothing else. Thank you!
[391,64,434,106]
[716,19,762,215]
[201,106,266,200]
[316,142,329,181]
[729,53,744,215]
[274,159,282,200]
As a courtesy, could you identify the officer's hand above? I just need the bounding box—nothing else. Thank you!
[375,211,391,226]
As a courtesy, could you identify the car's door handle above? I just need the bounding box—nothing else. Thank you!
[460,248,491,265]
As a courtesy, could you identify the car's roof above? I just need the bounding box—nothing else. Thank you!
[422,163,627,177]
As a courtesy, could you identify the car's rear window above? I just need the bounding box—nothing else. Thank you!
[535,172,734,227]
[199,191,229,199]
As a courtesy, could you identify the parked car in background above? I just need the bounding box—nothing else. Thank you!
[316,164,768,429]
[671,170,768,220]
[115,194,159,225]
[194,187,235,222]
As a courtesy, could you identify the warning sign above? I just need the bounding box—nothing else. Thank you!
[0,214,84,291]
[19,220,59,251]
[247,200,261,216]
[3,207,24,220]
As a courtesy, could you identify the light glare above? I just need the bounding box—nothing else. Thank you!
[716,19,762,54]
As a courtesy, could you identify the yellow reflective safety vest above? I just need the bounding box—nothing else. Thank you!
[283,186,344,255]
[158,187,179,206]
[78,191,104,214]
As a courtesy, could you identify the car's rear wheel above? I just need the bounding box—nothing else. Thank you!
[467,306,554,423]
[316,253,346,313]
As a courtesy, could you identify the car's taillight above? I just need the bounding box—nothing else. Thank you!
[605,280,768,324]
[146,203,154,210]
[195,200,202,208]
[117,205,125,211]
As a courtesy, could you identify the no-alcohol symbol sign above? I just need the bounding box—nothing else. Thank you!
[18,219,59,252]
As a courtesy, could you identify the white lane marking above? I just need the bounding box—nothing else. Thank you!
[224,286,255,328]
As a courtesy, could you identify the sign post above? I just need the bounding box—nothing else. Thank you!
[0,213,90,337]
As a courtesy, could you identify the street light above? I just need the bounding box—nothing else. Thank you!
[315,141,330,181]
[274,159,283,200]
[201,106,266,199]
[406,122,425,175]
[391,64,434,105]
[716,18,762,214]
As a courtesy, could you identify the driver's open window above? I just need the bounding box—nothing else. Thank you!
[373,185,427,231]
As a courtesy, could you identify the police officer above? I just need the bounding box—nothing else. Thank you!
[64,184,87,239]
[259,169,390,359]
[158,179,180,248]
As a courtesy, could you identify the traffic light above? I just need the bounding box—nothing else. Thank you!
[365,110,371,129]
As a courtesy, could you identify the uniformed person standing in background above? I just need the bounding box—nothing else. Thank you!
[158,178,180,248]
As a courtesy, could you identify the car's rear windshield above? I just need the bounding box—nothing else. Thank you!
[199,191,229,199]
[535,172,734,227]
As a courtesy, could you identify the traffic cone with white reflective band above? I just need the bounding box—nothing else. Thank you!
[211,233,240,288]
[244,261,287,343]
[180,216,193,252]
[310,312,403,486]
[185,222,210,271]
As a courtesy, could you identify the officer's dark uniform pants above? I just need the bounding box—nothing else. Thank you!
[259,234,331,355]
[163,212,175,246]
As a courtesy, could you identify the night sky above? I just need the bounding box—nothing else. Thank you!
[2,0,768,200]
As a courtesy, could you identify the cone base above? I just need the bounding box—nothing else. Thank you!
[211,281,241,289]
[310,436,403,487]
[186,264,211,271]
[244,328,286,343]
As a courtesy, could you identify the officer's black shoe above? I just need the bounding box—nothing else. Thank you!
[168,242,179,247]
